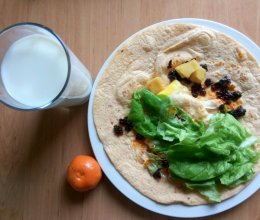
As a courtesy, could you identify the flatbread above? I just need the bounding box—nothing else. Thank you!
[93,23,260,205]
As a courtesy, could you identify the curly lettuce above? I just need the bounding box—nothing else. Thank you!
[128,89,260,202]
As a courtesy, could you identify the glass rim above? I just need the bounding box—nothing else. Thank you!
[0,22,71,111]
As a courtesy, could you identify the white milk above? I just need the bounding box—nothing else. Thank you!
[59,48,92,107]
[1,34,91,108]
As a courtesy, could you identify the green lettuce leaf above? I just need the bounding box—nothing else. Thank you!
[170,160,232,181]
[228,169,255,187]
[134,118,157,138]
[220,162,253,186]
[128,99,145,123]
[186,180,220,202]
[127,88,259,202]
[140,89,162,113]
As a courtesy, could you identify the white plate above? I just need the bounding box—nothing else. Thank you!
[87,18,260,218]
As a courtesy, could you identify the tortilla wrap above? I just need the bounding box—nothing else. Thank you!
[93,23,260,205]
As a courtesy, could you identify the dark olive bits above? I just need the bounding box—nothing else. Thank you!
[216,89,233,101]
[161,159,169,168]
[211,82,221,91]
[168,70,182,82]
[219,103,226,113]
[136,133,145,140]
[219,76,231,87]
[228,106,246,118]
[231,91,242,101]
[191,83,203,98]
[153,169,161,179]
[119,117,128,126]
[210,76,246,117]
[200,63,208,71]
[210,76,243,102]
[119,116,133,132]
[114,117,133,136]
[199,88,206,96]
[216,89,242,102]
[113,125,123,136]
[167,60,172,69]
[182,78,191,85]
[204,78,213,87]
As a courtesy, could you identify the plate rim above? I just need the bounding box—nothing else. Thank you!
[87,18,260,218]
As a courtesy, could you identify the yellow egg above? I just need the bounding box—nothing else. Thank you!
[175,59,200,78]
[158,80,188,96]
[145,77,165,94]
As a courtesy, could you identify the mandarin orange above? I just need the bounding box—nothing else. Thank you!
[66,155,102,192]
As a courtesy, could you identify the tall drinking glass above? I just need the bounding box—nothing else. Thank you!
[0,22,92,110]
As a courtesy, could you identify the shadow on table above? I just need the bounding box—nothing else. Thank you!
[22,103,91,168]
[0,103,90,219]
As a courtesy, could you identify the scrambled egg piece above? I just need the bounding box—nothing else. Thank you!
[175,59,206,83]
[175,59,200,78]
[145,77,165,94]
[158,80,188,96]
[170,93,209,121]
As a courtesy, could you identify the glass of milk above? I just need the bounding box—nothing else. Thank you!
[0,22,92,110]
